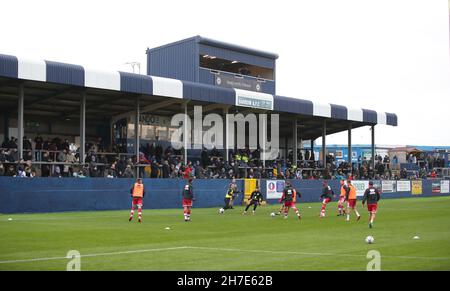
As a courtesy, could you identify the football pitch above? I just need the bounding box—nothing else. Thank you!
[1,196,450,271]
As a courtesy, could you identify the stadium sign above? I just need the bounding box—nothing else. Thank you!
[234,89,274,110]
[139,114,171,127]
[215,74,262,92]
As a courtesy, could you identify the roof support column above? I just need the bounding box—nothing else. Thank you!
[261,115,266,169]
[348,123,352,171]
[371,125,375,172]
[223,107,229,163]
[183,102,188,165]
[135,96,140,178]
[17,84,24,161]
[4,112,10,141]
[79,91,86,165]
[293,118,298,168]
[322,119,327,169]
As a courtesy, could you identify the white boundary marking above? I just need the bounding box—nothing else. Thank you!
[187,246,450,261]
[0,246,189,264]
[0,246,448,265]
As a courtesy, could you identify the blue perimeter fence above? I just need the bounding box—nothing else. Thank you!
[0,177,449,214]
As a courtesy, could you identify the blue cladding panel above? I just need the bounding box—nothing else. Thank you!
[182,81,235,105]
[386,113,398,126]
[0,54,18,78]
[45,60,84,86]
[199,44,275,69]
[362,109,378,124]
[330,104,348,120]
[119,72,153,95]
[198,68,215,85]
[274,96,313,116]
[261,80,275,95]
[147,38,198,82]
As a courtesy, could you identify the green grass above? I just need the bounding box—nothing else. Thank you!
[1,196,450,271]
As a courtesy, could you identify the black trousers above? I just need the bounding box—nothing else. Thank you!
[245,201,259,212]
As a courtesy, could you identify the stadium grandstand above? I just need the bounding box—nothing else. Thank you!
[0,36,399,181]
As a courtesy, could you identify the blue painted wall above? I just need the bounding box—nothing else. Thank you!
[0,178,243,214]
[0,177,448,214]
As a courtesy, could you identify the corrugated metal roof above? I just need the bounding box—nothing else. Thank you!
[0,54,18,79]
[0,53,398,127]
[330,104,348,120]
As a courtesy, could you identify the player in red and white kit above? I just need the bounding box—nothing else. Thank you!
[129,178,145,223]
[319,181,334,217]
[362,181,381,228]
[337,179,348,216]
[182,179,195,222]
[280,182,302,220]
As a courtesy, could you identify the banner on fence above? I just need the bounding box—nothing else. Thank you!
[382,180,396,193]
[441,180,450,194]
[352,180,369,197]
[411,180,422,195]
[396,180,411,192]
[266,180,285,199]
[432,182,441,193]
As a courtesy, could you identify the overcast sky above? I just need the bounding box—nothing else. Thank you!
[1,0,449,146]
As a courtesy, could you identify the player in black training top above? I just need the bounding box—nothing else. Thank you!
[243,186,264,215]
[182,179,195,222]
[362,181,381,228]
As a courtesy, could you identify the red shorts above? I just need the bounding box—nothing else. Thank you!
[182,198,193,207]
[347,199,357,209]
[132,197,143,206]
[367,204,378,213]
[338,196,346,205]
[284,201,296,208]
[322,198,331,204]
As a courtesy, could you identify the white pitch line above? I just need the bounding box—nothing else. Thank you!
[1,245,449,265]
[186,246,450,261]
[0,246,189,264]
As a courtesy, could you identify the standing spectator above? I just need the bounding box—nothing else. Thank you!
[183,162,192,179]
[123,165,134,178]
[161,160,170,178]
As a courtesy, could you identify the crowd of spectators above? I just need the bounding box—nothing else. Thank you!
[1,135,448,180]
